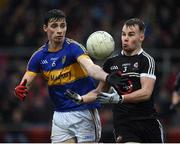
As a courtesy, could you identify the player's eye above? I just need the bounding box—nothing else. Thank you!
[60,23,66,28]
[51,23,58,28]
[121,33,126,36]
[128,32,135,37]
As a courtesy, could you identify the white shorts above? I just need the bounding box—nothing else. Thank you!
[51,109,101,142]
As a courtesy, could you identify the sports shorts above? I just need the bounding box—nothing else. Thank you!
[114,119,164,143]
[51,109,101,142]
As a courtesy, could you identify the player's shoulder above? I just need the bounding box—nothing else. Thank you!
[66,38,84,47]
[103,52,119,65]
[108,52,120,60]
[31,43,47,58]
[65,38,87,52]
[140,50,155,62]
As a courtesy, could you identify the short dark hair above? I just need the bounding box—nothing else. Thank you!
[124,18,145,33]
[44,9,66,26]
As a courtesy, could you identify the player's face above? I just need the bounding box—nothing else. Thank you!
[43,18,67,44]
[121,24,144,53]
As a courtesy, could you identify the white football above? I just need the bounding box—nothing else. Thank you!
[86,31,115,60]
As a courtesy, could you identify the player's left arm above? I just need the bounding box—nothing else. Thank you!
[82,81,109,103]
[21,71,38,90]
[122,54,156,103]
[65,80,110,103]
[78,55,108,82]
[122,76,155,103]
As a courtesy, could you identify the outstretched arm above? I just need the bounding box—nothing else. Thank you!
[65,81,109,103]
[78,57,108,82]
[82,81,109,103]
[14,71,37,101]
[78,56,126,86]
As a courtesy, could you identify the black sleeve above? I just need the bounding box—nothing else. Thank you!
[103,58,113,73]
[140,54,156,78]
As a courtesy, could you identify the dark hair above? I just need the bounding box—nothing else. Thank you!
[124,18,145,33]
[44,9,66,26]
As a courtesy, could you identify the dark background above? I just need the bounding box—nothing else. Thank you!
[0,0,179,142]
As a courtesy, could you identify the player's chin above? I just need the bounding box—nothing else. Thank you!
[54,38,64,43]
[123,46,131,51]
[123,46,134,52]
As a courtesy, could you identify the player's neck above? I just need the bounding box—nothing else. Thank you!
[124,47,142,56]
[48,41,63,52]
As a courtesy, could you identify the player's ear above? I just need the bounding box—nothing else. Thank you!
[43,24,47,32]
[139,33,144,42]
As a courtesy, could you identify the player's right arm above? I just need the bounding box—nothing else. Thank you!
[14,49,42,101]
[14,72,37,101]
[21,71,38,89]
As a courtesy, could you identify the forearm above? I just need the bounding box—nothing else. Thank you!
[82,90,99,103]
[78,57,108,82]
[82,81,108,103]
[123,88,152,103]
[21,71,37,90]
[86,64,108,82]
[122,77,155,103]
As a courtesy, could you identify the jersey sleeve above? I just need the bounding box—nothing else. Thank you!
[71,42,89,61]
[140,54,156,79]
[27,51,42,74]
[103,58,112,73]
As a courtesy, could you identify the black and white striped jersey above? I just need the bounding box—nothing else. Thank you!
[103,49,158,123]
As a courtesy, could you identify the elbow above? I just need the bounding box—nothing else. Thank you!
[144,95,151,101]
[143,90,153,101]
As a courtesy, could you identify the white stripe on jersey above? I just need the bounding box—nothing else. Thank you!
[122,72,140,78]
[122,72,140,76]
[142,51,155,75]
[141,73,156,80]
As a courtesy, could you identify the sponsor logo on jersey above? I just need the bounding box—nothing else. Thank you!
[43,63,88,85]
[50,71,71,81]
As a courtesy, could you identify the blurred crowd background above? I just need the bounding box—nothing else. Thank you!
[0,0,179,142]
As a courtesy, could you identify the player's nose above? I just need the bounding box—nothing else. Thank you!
[124,36,129,41]
[57,27,63,33]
